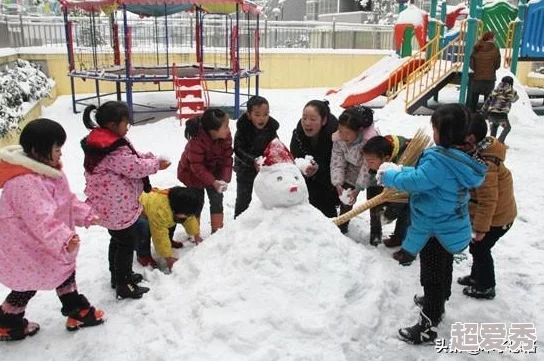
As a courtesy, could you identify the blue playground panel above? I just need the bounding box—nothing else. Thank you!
[442,30,462,62]
[520,0,544,58]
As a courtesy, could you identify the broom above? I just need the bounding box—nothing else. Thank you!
[332,128,432,226]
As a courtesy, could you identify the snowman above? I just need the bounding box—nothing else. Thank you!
[167,138,381,360]
[254,138,309,209]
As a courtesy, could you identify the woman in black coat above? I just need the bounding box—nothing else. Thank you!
[290,100,339,218]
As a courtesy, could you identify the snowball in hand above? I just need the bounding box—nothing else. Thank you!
[339,188,356,206]
[295,155,317,176]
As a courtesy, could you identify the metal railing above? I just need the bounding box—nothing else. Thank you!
[0,14,395,50]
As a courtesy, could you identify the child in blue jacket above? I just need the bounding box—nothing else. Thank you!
[378,104,487,345]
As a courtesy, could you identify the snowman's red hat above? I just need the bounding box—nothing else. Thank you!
[262,138,295,167]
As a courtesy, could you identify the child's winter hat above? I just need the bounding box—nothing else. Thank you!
[262,138,295,167]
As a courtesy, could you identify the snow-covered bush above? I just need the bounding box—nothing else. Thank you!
[0,59,52,138]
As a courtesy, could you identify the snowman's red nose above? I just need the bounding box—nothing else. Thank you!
[290,186,298,193]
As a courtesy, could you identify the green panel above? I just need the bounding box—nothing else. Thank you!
[481,2,517,48]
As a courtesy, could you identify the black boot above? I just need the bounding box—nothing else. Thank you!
[457,275,476,287]
[110,272,144,289]
[398,311,438,345]
[116,283,150,300]
[61,294,105,331]
[463,286,496,300]
[0,309,40,341]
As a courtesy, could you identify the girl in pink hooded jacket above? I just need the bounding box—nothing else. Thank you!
[330,105,380,239]
[0,119,104,341]
[81,101,170,300]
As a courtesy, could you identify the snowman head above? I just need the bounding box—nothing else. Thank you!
[254,139,309,209]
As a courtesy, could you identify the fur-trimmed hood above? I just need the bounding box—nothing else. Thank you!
[0,145,62,188]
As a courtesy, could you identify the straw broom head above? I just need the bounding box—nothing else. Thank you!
[332,128,432,226]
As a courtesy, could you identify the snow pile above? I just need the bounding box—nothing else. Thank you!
[396,4,427,26]
[0,59,52,137]
[177,202,378,360]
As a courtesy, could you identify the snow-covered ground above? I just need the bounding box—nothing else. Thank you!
[0,80,542,360]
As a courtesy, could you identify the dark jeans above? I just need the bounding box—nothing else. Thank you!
[488,113,511,143]
[385,202,410,240]
[468,79,495,112]
[420,237,453,325]
[469,223,512,289]
[134,216,176,258]
[367,185,384,236]
[234,171,256,219]
[195,186,223,214]
[108,222,139,285]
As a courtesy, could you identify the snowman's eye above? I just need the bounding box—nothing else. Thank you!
[294,176,299,180]
[277,176,283,181]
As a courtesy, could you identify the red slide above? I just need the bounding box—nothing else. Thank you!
[328,55,424,109]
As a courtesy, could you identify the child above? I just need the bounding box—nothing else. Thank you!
[0,119,104,341]
[458,113,517,299]
[233,95,279,218]
[362,135,411,248]
[177,108,233,235]
[81,101,170,300]
[330,105,379,238]
[377,104,487,344]
[137,186,204,270]
[290,100,339,218]
[481,75,519,143]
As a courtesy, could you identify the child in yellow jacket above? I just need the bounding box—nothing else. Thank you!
[136,187,203,270]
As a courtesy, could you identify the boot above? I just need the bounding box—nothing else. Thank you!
[463,286,496,300]
[0,309,40,341]
[398,311,438,345]
[383,234,402,248]
[457,275,476,287]
[61,295,105,331]
[116,283,150,300]
[110,271,144,289]
[210,213,224,234]
[413,294,444,323]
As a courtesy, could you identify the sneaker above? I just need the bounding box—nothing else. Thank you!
[0,319,40,341]
[170,240,184,249]
[398,311,438,345]
[137,256,159,269]
[110,272,144,289]
[66,307,105,331]
[412,294,444,322]
[463,286,496,300]
[116,283,150,300]
[457,275,476,287]
[369,232,382,246]
[383,234,402,248]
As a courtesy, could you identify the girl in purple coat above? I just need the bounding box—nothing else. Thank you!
[81,101,170,300]
[0,119,104,341]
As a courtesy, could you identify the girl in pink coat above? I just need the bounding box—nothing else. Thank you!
[0,119,104,341]
[330,105,380,239]
[81,101,170,300]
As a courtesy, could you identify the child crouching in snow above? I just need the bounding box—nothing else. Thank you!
[0,119,104,341]
[377,104,487,345]
[136,187,204,271]
[330,105,379,239]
